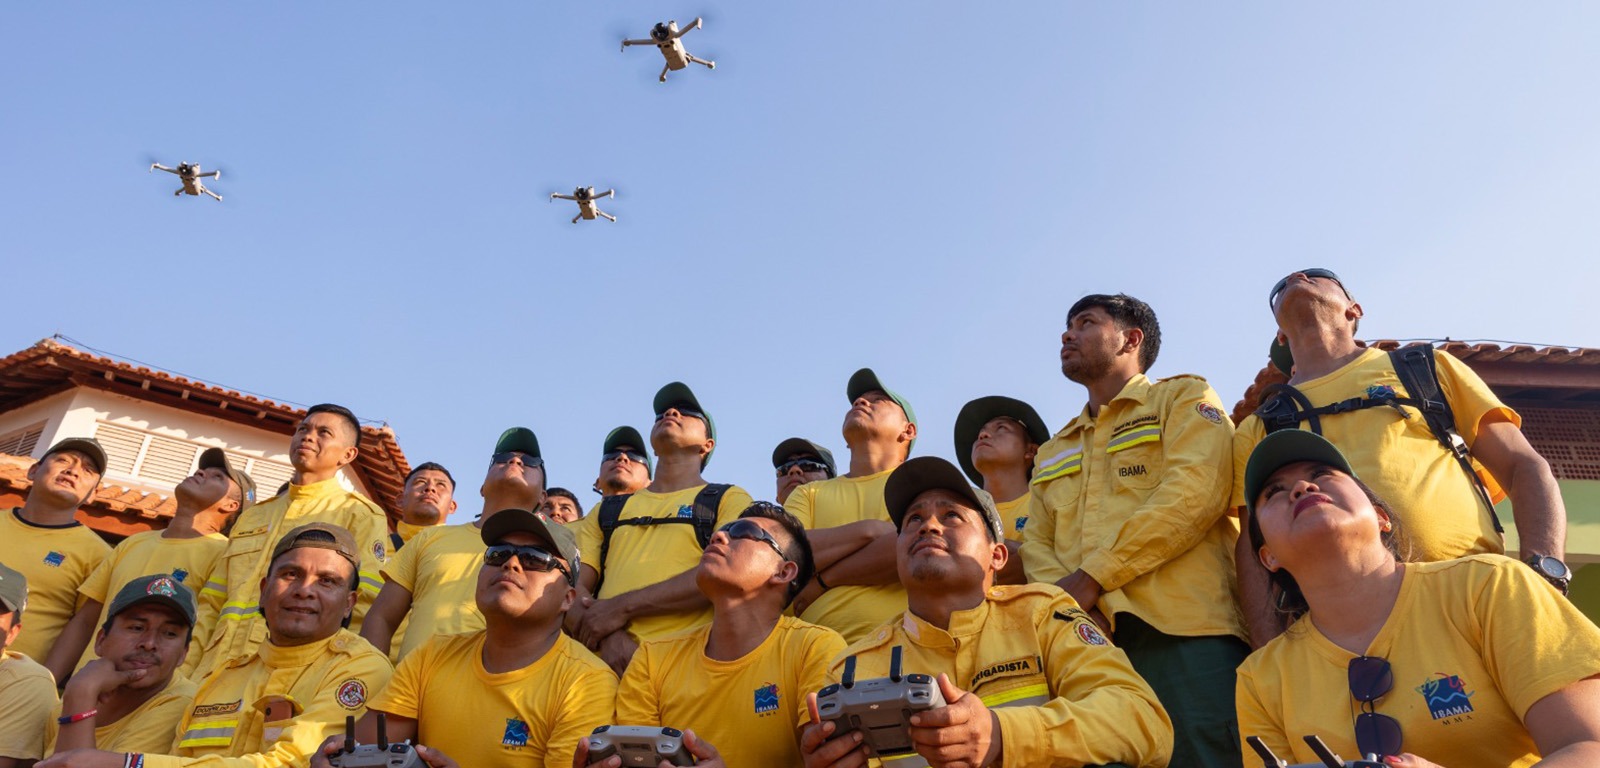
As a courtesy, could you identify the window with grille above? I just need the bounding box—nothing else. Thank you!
[0,422,46,457]
[89,421,296,493]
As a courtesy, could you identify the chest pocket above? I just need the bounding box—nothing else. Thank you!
[1032,444,1086,508]
[1106,421,1163,490]
[224,528,270,584]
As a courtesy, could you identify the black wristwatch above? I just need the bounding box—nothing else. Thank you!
[1523,553,1572,596]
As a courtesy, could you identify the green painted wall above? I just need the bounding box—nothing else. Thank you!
[1499,479,1600,624]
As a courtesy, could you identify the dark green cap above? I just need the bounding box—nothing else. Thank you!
[106,574,197,627]
[771,438,837,477]
[884,456,1003,542]
[0,561,27,615]
[653,382,716,468]
[953,396,1050,486]
[494,427,542,459]
[847,368,918,452]
[1242,430,1358,517]
[44,436,108,475]
[1269,337,1294,377]
[199,448,257,512]
[480,508,582,576]
[603,426,652,478]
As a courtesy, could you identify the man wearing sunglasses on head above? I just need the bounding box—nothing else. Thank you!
[570,383,754,676]
[1233,270,1568,648]
[609,502,846,768]
[785,368,918,643]
[363,428,548,663]
[311,508,615,768]
[772,438,837,505]
[592,427,653,499]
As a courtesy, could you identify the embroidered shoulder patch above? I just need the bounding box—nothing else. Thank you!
[336,679,368,710]
[1195,402,1226,424]
[1075,622,1109,646]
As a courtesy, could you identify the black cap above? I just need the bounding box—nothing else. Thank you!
[884,457,1004,541]
[1242,430,1358,517]
[953,396,1050,486]
[771,438,837,477]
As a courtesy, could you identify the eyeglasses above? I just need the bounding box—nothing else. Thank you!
[1267,268,1351,308]
[718,519,788,560]
[775,458,832,478]
[491,451,544,468]
[484,544,573,583]
[1348,655,1403,758]
[602,449,648,465]
[655,408,707,424]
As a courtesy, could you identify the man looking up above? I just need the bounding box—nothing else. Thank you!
[392,463,457,549]
[570,382,753,674]
[1022,294,1246,768]
[772,438,836,505]
[539,488,583,524]
[3,437,112,665]
[47,448,252,682]
[785,368,917,643]
[800,457,1172,768]
[592,427,651,498]
[47,576,200,754]
[194,404,391,679]
[363,429,547,661]
[617,502,846,768]
[954,396,1050,586]
[0,561,58,768]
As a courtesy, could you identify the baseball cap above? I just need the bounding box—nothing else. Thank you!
[198,448,257,512]
[603,426,652,478]
[480,508,582,574]
[43,436,108,475]
[0,561,27,615]
[883,457,1004,542]
[1242,430,1358,517]
[106,574,197,627]
[653,382,716,467]
[494,427,542,459]
[1269,338,1294,377]
[953,396,1050,486]
[771,438,837,477]
[847,368,918,452]
[270,522,361,571]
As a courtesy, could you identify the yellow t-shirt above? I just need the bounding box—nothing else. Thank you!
[1022,374,1244,639]
[571,484,752,642]
[617,616,846,768]
[379,522,487,661]
[76,529,228,673]
[825,584,1173,768]
[784,471,909,643]
[370,630,617,768]
[1231,347,1512,561]
[45,676,197,753]
[993,495,1035,546]
[195,478,391,680]
[150,628,393,768]
[3,508,112,662]
[1236,555,1600,766]
[395,521,436,545]
[0,649,58,760]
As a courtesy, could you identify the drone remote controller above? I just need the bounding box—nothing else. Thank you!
[328,714,425,768]
[1246,735,1386,768]
[586,725,694,767]
[815,646,946,758]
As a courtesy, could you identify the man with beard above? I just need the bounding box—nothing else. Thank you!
[1021,294,1245,768]
[800,457,1171,768]
[363,429,547,661]
[194,405,390,680]
[46,576,200,754]
[46,449,253,682]
[391,463,458,549]
[772,438,836,505]
[591,427,651,498]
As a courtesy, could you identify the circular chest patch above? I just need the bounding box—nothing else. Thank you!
[336,679,368,710]
[1075,622,1109,646]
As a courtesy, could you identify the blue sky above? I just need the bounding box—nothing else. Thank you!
[4,3,1597,522]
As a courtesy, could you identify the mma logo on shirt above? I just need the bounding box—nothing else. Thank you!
[1417,674,1475,720]
[675,505,694,519]
[1014,517,1027,533]
[43,551,65,567]
[172,568,189,583]
[502,718,530,747]
[754,683,780,715]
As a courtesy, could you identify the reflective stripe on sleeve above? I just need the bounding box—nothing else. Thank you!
[178,720,239,748]
[1032,446,1084,484]
[979,683,1050,708]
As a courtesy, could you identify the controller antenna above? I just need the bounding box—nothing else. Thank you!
[1302,735,1343,768]
[1244,736,1286,768]
[841,655,857,689]
[377,712,389,751]
[343,716,356,754]
[889,645,903,683]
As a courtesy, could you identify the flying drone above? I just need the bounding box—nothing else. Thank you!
[149,161,223,201]
[550,187,618,223]
[622,18,714,83]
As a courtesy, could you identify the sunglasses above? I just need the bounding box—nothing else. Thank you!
[491,451,544,468]
[655,408,707,424]
[718,519,788,560]
[1267,268,1351,308]
[1348,655,1403,758]
[775,458,832,478]
[602,449,648,464]
[484,544,573,583]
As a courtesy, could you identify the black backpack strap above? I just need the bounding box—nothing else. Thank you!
[594,493,633,593]
[1388,347,1505,534]
[1256,382,1324,435]
[389,531,406,553]
[690,484,732,550]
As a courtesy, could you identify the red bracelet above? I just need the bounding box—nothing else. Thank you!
[57,708,98,725]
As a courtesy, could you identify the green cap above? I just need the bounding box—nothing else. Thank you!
[106,574,197,627]
[494,427,542,459]
[953,396,1050,486]
[1269,337,1294,377]
[771,438,837,477]
[480,508,582,578]
[884,456,1004,542]
[603,426,652,478]
[270,522,361,571]
[653,382,716,468]
[847,368,918,452]
[0,561,27,615]
[198,448,257,512]
[1242,430,1358,517]
[43,436,108,475]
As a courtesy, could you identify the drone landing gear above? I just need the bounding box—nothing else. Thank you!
[659,64,671,83]
[174,188,184,196]
[687,55,714,70]
[201,187,222,202]
[597,211,617,222]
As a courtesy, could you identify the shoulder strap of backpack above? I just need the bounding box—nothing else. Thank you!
[1388,346,1504,534]
[594,493,633,592]
[1255,382,1327,435]
[690,484,732,550]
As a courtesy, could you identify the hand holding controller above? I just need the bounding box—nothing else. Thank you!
[328,714,426,768]
[815,646,946,758]
[586,725,695,767]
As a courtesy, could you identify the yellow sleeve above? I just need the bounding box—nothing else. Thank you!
[183,556,229,680]
[782,484,815,529]
[716,486,754,528]
[991,596,1173,768]
[109,693,192,752]
[1230,416,1265,511]
[78,542,120,604]
[613,641,662,726]
[543,662,619,768]
[1079,380,1234,592]
[1234,660,1290,762]
[380,530,423,592]
[794,628,848,730]
[368,641,428,719]
[346,503,392,631]
[572,510,604,580]
[0,665,57,760]
[1433,349,1518,446]
[1021,478,1068,584]
[1474,558,1600,718]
